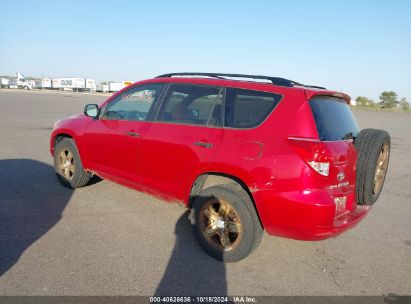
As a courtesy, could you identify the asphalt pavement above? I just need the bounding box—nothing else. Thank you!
[0,90,410,296]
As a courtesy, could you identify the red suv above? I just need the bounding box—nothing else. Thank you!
[50,73,390,262]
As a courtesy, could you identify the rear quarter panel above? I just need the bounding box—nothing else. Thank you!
[184,89,318,203]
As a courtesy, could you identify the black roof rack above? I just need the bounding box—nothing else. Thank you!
[155,72,326,89]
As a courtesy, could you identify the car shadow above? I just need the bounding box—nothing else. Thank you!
[88,175,103,186]
[154,210,228,296]
[0,159,73,276]
[0,158,229,295]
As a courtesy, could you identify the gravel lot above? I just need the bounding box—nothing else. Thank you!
[0,90,410,296]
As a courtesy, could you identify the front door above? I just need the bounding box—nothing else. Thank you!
[82,83,164,184]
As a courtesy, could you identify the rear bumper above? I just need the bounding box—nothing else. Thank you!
[252,189,371,241]
[297,206,370,240]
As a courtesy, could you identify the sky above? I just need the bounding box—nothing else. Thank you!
[1,0,410,101]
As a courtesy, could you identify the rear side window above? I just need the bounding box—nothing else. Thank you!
[157,84,223,126]
[225,88,282,128]
[310,96,359,141]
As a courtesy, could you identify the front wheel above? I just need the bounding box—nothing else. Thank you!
[54,138,91,188]
[190,184,263,262]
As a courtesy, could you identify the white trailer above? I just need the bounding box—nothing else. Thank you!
[85,79,95,91]
[35,78,52,89]
[61,78,85,90]
[108,81,133,92]
[108,82,122,92]
[51,78,96,91]
[51,78,61,89]
[96,84,109,92]
[0,78,9,88]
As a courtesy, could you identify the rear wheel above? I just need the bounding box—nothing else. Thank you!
[354,129,390,205]
[190,184,263,262]
[54,138,91,188]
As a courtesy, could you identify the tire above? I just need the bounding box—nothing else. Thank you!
[54,138,91,188]
[190,184,263,262]
[354,129,390,205]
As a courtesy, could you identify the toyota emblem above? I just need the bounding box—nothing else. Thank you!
[337,172,345,182]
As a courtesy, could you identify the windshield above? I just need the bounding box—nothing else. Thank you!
[310,96,359,141]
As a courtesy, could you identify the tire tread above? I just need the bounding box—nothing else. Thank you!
[354,129,390,205]
[190,184,263,262]
[54,138,91,188]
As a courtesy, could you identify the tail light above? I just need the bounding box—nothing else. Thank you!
[287,137,334,176]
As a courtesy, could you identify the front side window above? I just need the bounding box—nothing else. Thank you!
[101,84,163,121]
[157,85,223,126]
[225,88,282,128]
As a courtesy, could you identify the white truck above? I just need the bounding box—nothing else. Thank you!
[8,72,33,90]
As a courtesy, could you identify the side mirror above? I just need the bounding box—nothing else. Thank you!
[84,104,99,118]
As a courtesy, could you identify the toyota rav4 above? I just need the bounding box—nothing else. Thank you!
[50,72,390,262]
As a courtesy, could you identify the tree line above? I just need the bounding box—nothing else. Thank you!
[355,91,410,112]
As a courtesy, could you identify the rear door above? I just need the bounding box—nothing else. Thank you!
[139,84,224,201]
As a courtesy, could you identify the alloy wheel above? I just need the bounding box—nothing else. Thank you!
[58,149,75,180]
[374,143,389,194]
[199,198,243,251]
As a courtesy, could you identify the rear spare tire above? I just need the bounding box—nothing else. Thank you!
[354,128,390,205]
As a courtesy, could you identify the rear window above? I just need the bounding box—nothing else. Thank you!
[310,96,359,141]
[225,88,282,128]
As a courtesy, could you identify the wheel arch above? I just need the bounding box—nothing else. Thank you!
[188,172,264,228]
[51,131,75,156]
[54,133,73,146]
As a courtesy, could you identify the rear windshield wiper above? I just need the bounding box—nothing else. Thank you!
[341,132,356,140]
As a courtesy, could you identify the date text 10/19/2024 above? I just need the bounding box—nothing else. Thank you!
[150,296,257,303]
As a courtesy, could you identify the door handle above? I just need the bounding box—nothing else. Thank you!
[126,131,140,137]
[194,141,213,148]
